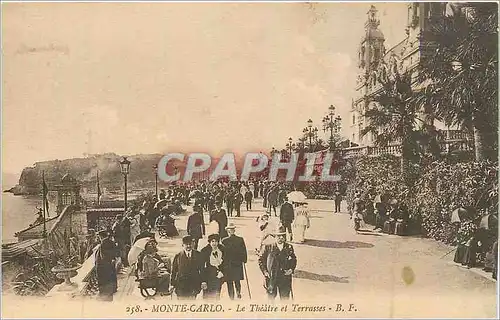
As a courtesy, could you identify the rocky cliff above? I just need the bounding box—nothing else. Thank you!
[5,153,165,195]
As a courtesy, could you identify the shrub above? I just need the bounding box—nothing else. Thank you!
[412,160,498,243]
[346,156,498,245]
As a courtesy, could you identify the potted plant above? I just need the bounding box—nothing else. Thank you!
[48,230,82,290]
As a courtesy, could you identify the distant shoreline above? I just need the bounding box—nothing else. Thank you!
[3,185,31,196]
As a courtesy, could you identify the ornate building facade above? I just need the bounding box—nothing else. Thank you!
[350,3,450,147]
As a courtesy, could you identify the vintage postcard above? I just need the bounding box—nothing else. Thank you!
[1,1,498,319]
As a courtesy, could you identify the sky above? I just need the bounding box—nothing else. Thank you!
[2,2,408,175]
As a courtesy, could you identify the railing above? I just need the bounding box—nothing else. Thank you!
[78,245,99,296]
[340,146,368,158]
[367,145,402,157]
[341,130,472,159]
[444,129,468,141]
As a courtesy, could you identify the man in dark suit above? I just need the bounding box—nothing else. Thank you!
[258,226,297,300]
[221,223,247,299]
[254,182,260,199]
[334,190,342,213]
[170,235,204,300]
[210,202,228,239]
[280,197,295,241]
[187,205,205,250]
[225,190,234,217]
[233,192,244,217]
[245,189,253,211]
[267,187,279,216]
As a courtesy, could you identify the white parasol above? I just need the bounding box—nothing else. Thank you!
[480,214,498,230]
[207,221,219,236]
[267,216,281,231]
[189,190,203,198]
[128,237,154,265]
[287,191,307,203]
[154,199,169,210]
[451,207,468,223]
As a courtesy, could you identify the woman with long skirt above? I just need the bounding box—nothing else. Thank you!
[200,234,226,300]
[292,203,311,243]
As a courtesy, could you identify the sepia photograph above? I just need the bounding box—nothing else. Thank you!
[1,1,498,318]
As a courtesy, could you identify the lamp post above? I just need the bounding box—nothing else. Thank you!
[303,119,318,152]
[119,157,131,213]
[286,137,296,157]
[153,164,158,198]
[322,105,342,151]
[280,149,288,161]
[270,147,279,159]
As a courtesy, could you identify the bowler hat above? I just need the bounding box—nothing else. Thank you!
[207,233,220,242]
[182,235,193,244]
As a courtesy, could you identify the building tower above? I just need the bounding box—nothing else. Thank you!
[350,3,448,148]
[351,5,386,146]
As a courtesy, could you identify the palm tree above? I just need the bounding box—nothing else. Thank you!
[417,2,498,162]
[361,65,422,184]
[313,138,327,152]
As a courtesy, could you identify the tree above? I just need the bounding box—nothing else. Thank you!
[361,65,422,185]
[417,2,498,162]
[312,138,327,152]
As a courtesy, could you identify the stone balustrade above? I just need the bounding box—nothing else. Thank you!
[340,130,471,159]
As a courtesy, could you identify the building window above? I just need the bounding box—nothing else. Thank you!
[352,133,355,142]
[352,114,356,125]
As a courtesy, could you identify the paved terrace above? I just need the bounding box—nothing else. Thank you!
[101,199,497,318]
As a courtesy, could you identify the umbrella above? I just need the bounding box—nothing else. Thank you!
[451,207,468,223]
[480,214,498,230]
[189,190,203,198]
[128,237,154,265]
[287,191,307,203]
[207,221,219,236]
[154,199,169,210]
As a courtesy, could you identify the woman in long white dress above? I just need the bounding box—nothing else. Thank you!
[292,203,311,243]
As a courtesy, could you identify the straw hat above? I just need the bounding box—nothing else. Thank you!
[274,226,287,236]
[225,222,236,230]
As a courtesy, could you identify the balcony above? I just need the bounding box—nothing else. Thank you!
[341,130,472,159]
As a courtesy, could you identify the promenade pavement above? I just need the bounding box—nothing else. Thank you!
[115,199,497,318]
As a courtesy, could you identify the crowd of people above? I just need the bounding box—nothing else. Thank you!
[91,178,314,301]
[89,177,497,302]
[349,191,410,235]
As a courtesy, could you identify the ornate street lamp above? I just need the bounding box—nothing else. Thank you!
[322,104,342,151]
[270,147,278,157]
[303,119,318,151]
[280,149,288,160]
[153,164,158,198]
[119,157,131,213]
[286,137,296,157]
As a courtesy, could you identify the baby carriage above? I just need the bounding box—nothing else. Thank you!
[135,256,172,298]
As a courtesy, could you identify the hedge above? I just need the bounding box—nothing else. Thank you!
[344,154,498,244]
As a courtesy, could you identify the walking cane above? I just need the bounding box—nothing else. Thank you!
[243,263,252,299]
[440,247,456,259]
